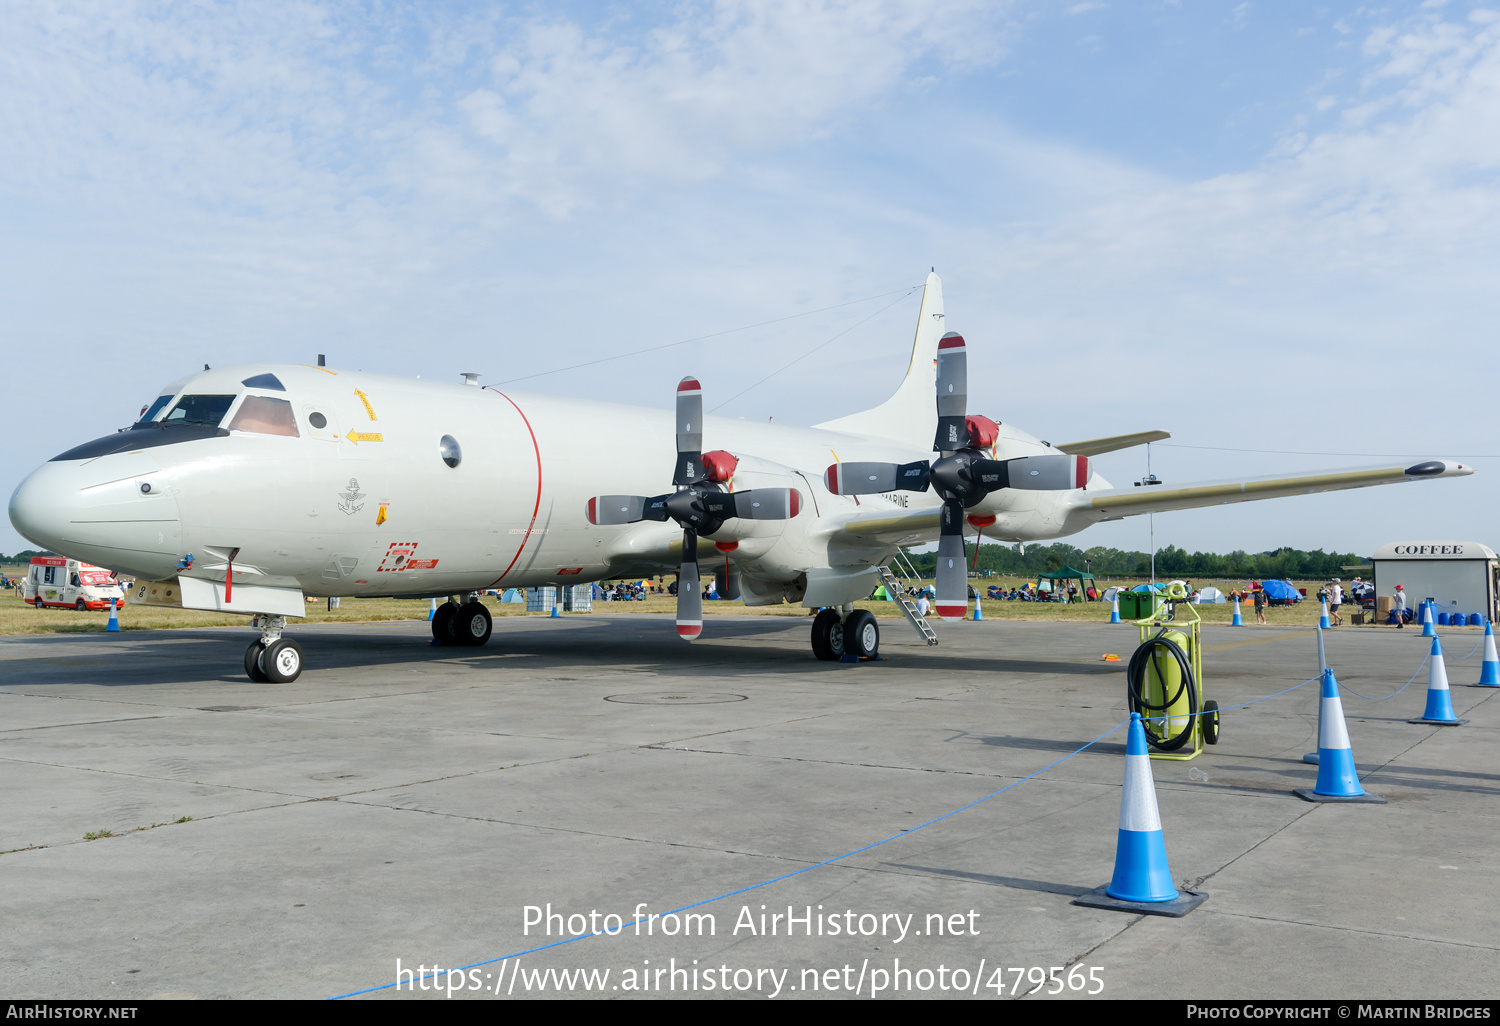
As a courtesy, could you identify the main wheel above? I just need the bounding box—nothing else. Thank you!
[431,601,458,645]
[260,638,304,683]
[845,609,879,659]
[811,608,845,661]
[244,640,270,683]
[1201,699,1220,745]
[450,601,492,647]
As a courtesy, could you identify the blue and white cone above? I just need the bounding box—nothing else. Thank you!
[1073,713,1208,915]
[105,598,120,632]
[1471,621,1500,687]
[1420,602,1436,637]
[1319,598,1331,629]
[1295,671,1384,802]
[1231,596,1242,627]
[1410,636,1466,725]
[1110,594,1121,623]
[428,598,437,621]
[973,597,984,621]
[1108,713,1178,902]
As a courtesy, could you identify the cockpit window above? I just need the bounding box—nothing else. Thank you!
[138,395,175,424]
[228,396,300,437]
[163,395,237,427]
[241,373,286,391]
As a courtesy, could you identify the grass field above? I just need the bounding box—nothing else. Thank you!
[0,564,1440,636]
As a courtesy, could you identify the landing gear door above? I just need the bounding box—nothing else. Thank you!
[302,405,340,443]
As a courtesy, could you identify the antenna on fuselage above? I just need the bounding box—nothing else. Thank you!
[318,354,326,367]
[204,364,210,371]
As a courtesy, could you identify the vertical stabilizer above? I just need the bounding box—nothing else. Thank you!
[813,271,944,446]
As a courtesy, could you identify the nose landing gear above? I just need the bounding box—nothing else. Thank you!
[431,595,493,647]
[244,615,303,683]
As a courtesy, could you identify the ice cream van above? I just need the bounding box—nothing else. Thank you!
[24,556,124,610]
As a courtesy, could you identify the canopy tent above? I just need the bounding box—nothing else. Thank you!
[1260,579,1300,602]
[1036,566,1095,581]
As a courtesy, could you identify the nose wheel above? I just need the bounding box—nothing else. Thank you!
[244,615,303,682]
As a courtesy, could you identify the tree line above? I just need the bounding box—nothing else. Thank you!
[0,550,54,563]
[903,542,1366,580]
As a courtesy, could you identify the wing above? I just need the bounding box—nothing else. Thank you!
[1081,460,1472,520]
[1056,430,1170,457]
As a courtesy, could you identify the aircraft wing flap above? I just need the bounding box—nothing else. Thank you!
[1057,430,1170,457]
[1084,460,1472,519]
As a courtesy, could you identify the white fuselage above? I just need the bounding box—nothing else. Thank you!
[8,364,1100,604]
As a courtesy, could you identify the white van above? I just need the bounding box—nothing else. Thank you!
[25,557,125,611]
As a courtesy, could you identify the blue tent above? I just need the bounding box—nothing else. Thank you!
[1260,580,1299,602]
[1130,583,1166,593]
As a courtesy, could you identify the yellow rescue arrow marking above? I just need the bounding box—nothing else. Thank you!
[346,432,384,445]
[354,389,378,421]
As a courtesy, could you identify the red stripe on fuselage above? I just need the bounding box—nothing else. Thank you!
[487,389,543,587]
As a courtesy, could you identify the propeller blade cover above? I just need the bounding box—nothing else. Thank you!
[1006,454,1090,490]
[935,498,968,620]
[586,495,651,526]
[824,461,931,496]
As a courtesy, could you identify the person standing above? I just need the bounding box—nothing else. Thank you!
[1253,584,1267,625]
[1328,579,1343,626]
[1393,583,1407,627]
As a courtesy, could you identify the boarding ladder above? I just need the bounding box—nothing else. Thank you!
[876,562,938,646]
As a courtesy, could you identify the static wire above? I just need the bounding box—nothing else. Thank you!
[495,284,922,386]
[328,633,1471,1000]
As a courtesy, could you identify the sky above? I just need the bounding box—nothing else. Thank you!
[4,0,1499,559]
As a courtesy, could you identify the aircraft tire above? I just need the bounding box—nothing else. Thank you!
[431,602,458,645]
[244,640,270,683]
[452,602,493,647]
[810,608,845,661]
[845,609,879,659]
[261,638,304,683]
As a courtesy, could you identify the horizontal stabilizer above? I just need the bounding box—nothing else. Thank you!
[1056,430,1170,457]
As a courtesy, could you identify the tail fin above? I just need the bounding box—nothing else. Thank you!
[812,271,944,446]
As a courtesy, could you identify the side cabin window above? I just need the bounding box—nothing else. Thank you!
[228,396,300,437]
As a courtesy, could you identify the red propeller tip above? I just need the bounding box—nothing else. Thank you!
[936,604,966,619]
[677,622,703,640]
[937,334,966,350]
[677,378,702,392]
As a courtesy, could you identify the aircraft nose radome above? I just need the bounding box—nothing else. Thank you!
[8,464,72,552]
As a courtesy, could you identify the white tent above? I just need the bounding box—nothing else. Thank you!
[1197,586,1225,603]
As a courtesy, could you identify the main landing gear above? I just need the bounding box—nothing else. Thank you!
[431,595,493,648]
[811,605,879,661]
[244,615,303,683]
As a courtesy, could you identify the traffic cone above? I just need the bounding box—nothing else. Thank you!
[1231,596,1242,627]
[1072,713,1208,916]
[1295,669,1385,803]
[1410,636,1467,725]
[1319,598,1331,629]
[1110,594,1121,623]
[1420,601,1436,637]
[550,588,562,618]
[972,597,984,621]
[427,598,437,621]
[105,598,120,632]
[1471,621,1500,687]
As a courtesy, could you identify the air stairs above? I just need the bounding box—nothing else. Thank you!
[876,556,938,646]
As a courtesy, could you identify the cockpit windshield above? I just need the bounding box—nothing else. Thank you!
[163,395,237,427]
[138,395,175,424]
[228,396,299,437]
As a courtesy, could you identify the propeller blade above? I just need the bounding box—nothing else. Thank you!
[934,333,969,453]
[674,377,705,486]
[720,488,801,520]
[935,497,968,620]
[1005,454,1090,490]
[586,495,655,525]
[677,527,703,640]
[824,461,931,495]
